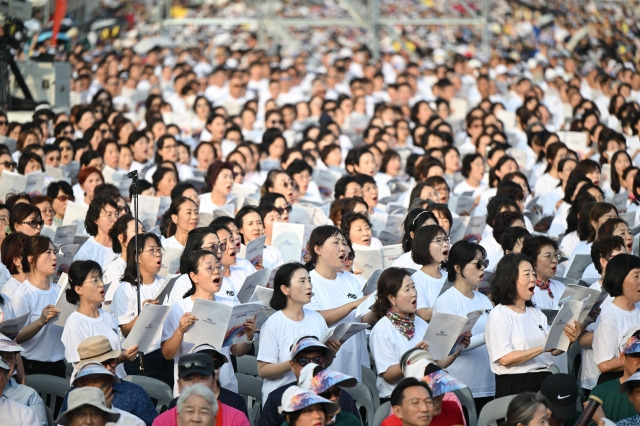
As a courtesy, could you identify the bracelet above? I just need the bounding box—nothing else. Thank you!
[244,335,255,344]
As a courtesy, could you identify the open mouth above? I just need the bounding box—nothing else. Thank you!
[442,249,449,257]
[479,273,484,281]
[338,253,345,261]
[552,267,557,274]
[528,285,535,294]
[628,243,633,251]
[213,277,221,285]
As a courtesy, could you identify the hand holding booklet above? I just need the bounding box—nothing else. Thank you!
[544,300,582,352]
[50,273,77,327]
[423,310,483,360]
[184,299,263,348]
[321,322,369,344]
[122,304,171,353]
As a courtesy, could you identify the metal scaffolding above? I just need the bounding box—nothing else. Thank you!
[161,0,490,59]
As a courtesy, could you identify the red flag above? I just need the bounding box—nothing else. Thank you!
[51,0,67,45]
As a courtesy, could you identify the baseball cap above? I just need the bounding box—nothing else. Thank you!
[56,387,120,425]
[422,370,467,397]
[190,343,229,365]
[178,353,215,379]
[290,336,331,360]
[77,336,120,363]
[0,333,24,352]
[620,370,640,393]
[279,385,339,416]
[71,361,116,386]
[540,373,578,419]
[619,325,640,354]
[298,363,357,394]
[401,349,435,379]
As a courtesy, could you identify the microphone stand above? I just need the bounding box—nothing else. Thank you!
[127,170,144,372]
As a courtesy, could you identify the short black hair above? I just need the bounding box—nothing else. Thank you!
[521,236,558,269]
[501,226,531,254]
[412,225,447,266]
[491,253,535,307]
[603,254,640,297]
[390,377,432,407]
[334,175,360,199]
[446,240,487,282]
[461,153,483,178]
[591,235,625,274]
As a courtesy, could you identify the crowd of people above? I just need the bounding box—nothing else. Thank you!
[4,0,640,425]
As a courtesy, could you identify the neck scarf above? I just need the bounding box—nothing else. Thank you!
[536,279,554,299]
[386,309,415,340]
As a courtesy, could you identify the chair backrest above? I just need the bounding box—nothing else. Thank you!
[236,372,263,426]
[347,382,375,426]
[454,387,478,426]
[567,341,582,377]
[44,406,55,426]
[236,355,259,376]
[361,365,380,411]
[371,401,392,426]
[477,395,517,426]
[26,374,71,418]
[122,375,173,414]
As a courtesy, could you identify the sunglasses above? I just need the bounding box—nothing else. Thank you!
[21,219,45,229]
[101,358,117,368]
[203,242,227,253]
[319,387,341,399]
[293,356,326,367]
[473,259,490,269]
[275,204,292,215]
[56,194,75,202]
[0,121,7,126]
[0,161,15,169]
[179,359,213,373]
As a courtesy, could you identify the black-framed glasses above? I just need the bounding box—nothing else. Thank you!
[431,236,451,245]
[473,259,489,269]
[293,356,326,367]
[320,387,341,399]
[0,161,15,169]
[21,219,44,229]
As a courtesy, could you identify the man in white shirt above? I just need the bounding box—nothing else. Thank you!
[0,357,39,424]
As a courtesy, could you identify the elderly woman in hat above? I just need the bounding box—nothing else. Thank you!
[280,385,339,426]
[56,387,120,426]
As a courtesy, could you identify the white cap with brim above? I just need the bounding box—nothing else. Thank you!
[278,385,339,417]
[189,343,229,364]
[56,387,120,425]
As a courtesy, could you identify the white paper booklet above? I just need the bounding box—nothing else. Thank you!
[272,222,314,263]
[0,171,26,202]
[184,299,263,348]
[353,244,404,279]
[245,235,266,267]
[423,310,483,360]
[122,304,171,353]
[362,269,383,296]
[321,322,369,344]
[558,284,602,323]
[248,286,276,328]
[41,224,78,247]
[25,171,45,196]
[236,268,273,304]
[354,291,377,318]
[154,274,181,304]
[544,300,583,352]
[55,244,79,283]
[62,202,89,235]
[158,247,183,277]
[136,195,161,230]
[50,273,77,327]
[0,313,29,340]
[564,254,592,280]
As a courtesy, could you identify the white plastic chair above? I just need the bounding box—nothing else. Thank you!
[477,395,516,426]
[347,382,375,426]
[236,372,263,426]
[122,374,173,414]
[371,401,392,426]
[454,386,478,426]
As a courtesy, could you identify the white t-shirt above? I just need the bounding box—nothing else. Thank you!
[433,287,495,397]
[531,279,566,310]
[534,173,561,197]
[0,294,14,323]
[103,257,126,302]
[160,236,184,250]
[485,304,553,375]
[581,281,614,389]
[391,251,421,270]
[256,309,328,404]
[112,277,165,352]
[411,269,448,311]
[369,315,428,398]
[61,309,126,378]
[198,193,236,213]
[167,274,193,306]
[217,261,255,305]
[73,237,117,270]
[161,296,237,396]
[1,276,23,300]
[263,246,284,270]
[593,303,640,367]
[307,270,368,380]
[480,235,503,272]
[11,280,64,362]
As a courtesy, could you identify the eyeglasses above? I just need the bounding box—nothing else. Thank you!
[542,253,561,262]
[0,161,15,169]
[100,209,119,221]
[202,242,227,253]
[431,236,451,245]
[163,144,177,150]
[319,387,341,399]
[473,258,490,269]
[101,358,117,368]
[144,247,165,256]
[0,121,7,126]
[56,194,74,202]
[40,208,54,215]
[275,204,292,215]
[83,276,103,286]
[117,205,127,213]
[293,356,326,367]
[201,264,225,274]
[21,219,44,229]
[60,145,73,150]
[279,181,293,189]
[270,119,284,125]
